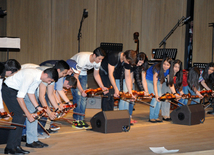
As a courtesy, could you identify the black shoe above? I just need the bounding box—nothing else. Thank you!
[26,141,43,148]
[155,118,163,122]
[21,135,26,142]
[207,111,214,114]
[16,146,30,154]
[35,141,49,147]
[4,147,23,154]
[149,119,157,123]
[163,118,171,121]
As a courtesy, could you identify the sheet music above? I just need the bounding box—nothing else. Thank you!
[0,37,20,49]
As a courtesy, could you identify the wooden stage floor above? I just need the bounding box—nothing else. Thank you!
[1,103,214,155]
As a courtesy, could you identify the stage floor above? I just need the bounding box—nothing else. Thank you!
[1,103,214,155]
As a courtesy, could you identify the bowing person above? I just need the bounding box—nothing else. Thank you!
[2,66,58,154]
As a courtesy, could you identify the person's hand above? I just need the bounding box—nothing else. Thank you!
[59,103,66,111]
[48,111,57,120]
[175,93,181,100]
[27,113,36,123]
[101,86,109,95]
[81,91,87,97]
[130,94,136,102]
[144,91,150,96]
[155,96,160,102]
[114,89,120,98]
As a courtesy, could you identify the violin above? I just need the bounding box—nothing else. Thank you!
[132,90,155,98]
[0,112,26,128]
[85,86,113,97]
[34,109,47,120]
[200,90,213,94]
[94,86,113,95]
[0,112,14,118]
[85,88,95,97]
[115,92,154,107]
[158,93,177,101]
[55,103,77,118]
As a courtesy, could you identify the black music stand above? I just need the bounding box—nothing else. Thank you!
[0,37,20,60]
[152,48,177,59]
[193,63,208,70]
[100,42,123,54]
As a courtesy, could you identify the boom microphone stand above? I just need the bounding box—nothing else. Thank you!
[77,9,88,53]
[159,16,190,58]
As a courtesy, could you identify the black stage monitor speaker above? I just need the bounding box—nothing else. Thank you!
[90,110,130,133]
[86,97,101,109]
[170,104,205,125]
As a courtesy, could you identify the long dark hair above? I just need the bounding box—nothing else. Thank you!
[136,52,148,71]
[188,67,200,90]
[153,57,173,84]
[173,59,183,91]
[202,62,214,83]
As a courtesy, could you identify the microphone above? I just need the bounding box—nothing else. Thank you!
[182,16,191,24]
[83,9,88,18]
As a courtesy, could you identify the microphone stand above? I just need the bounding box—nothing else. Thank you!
[77,9,88,53]
[159,16,185,58]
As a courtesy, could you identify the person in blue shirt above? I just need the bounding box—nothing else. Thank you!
[146,57,176,123]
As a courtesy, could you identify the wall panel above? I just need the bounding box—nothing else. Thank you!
[4,0,212,67]
[141,0,187,61]
[96,0,143,52]
[51,0,96,60]
[193,0,214,63]
[0,0,7,61]
[7,0,52,64]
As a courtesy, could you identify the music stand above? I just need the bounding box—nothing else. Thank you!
[152,48,177,60]
[100,42,123,54]
[193,63,208,70]
[0,37,20,60]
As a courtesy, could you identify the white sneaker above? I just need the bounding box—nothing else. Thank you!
[38,133,50,139]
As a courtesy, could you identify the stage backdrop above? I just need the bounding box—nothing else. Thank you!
[0,0,213,65]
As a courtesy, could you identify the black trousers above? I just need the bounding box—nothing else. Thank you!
[99,70,114,111]
[2,84,25,149]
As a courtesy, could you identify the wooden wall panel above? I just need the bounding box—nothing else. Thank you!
[96,0,143,52]
[193,0,214,63]
[51,0,96,60]
[0,0,7,61]
[7,0,52,64]
[141,0,187,61]
[4,0,212,66]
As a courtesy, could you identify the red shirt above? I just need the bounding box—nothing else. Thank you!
[173,69,188,87]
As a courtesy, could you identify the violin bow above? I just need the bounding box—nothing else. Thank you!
[135,98,154,108]
[0,125,16,130]
[0,120,26,128]
[38,121,50,136]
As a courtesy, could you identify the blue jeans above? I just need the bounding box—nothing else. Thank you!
[116,79,131,114]
[178,85,189,106]
[71,75,87,121]
[147,79,162,119]
[187,86,200,104]
[24,94,38,144]
[161,82,170,118]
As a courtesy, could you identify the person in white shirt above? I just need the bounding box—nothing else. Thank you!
[2,67,58,154]
[21,60,69,142]
[70,47,108,129]
[0,59,21,114]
